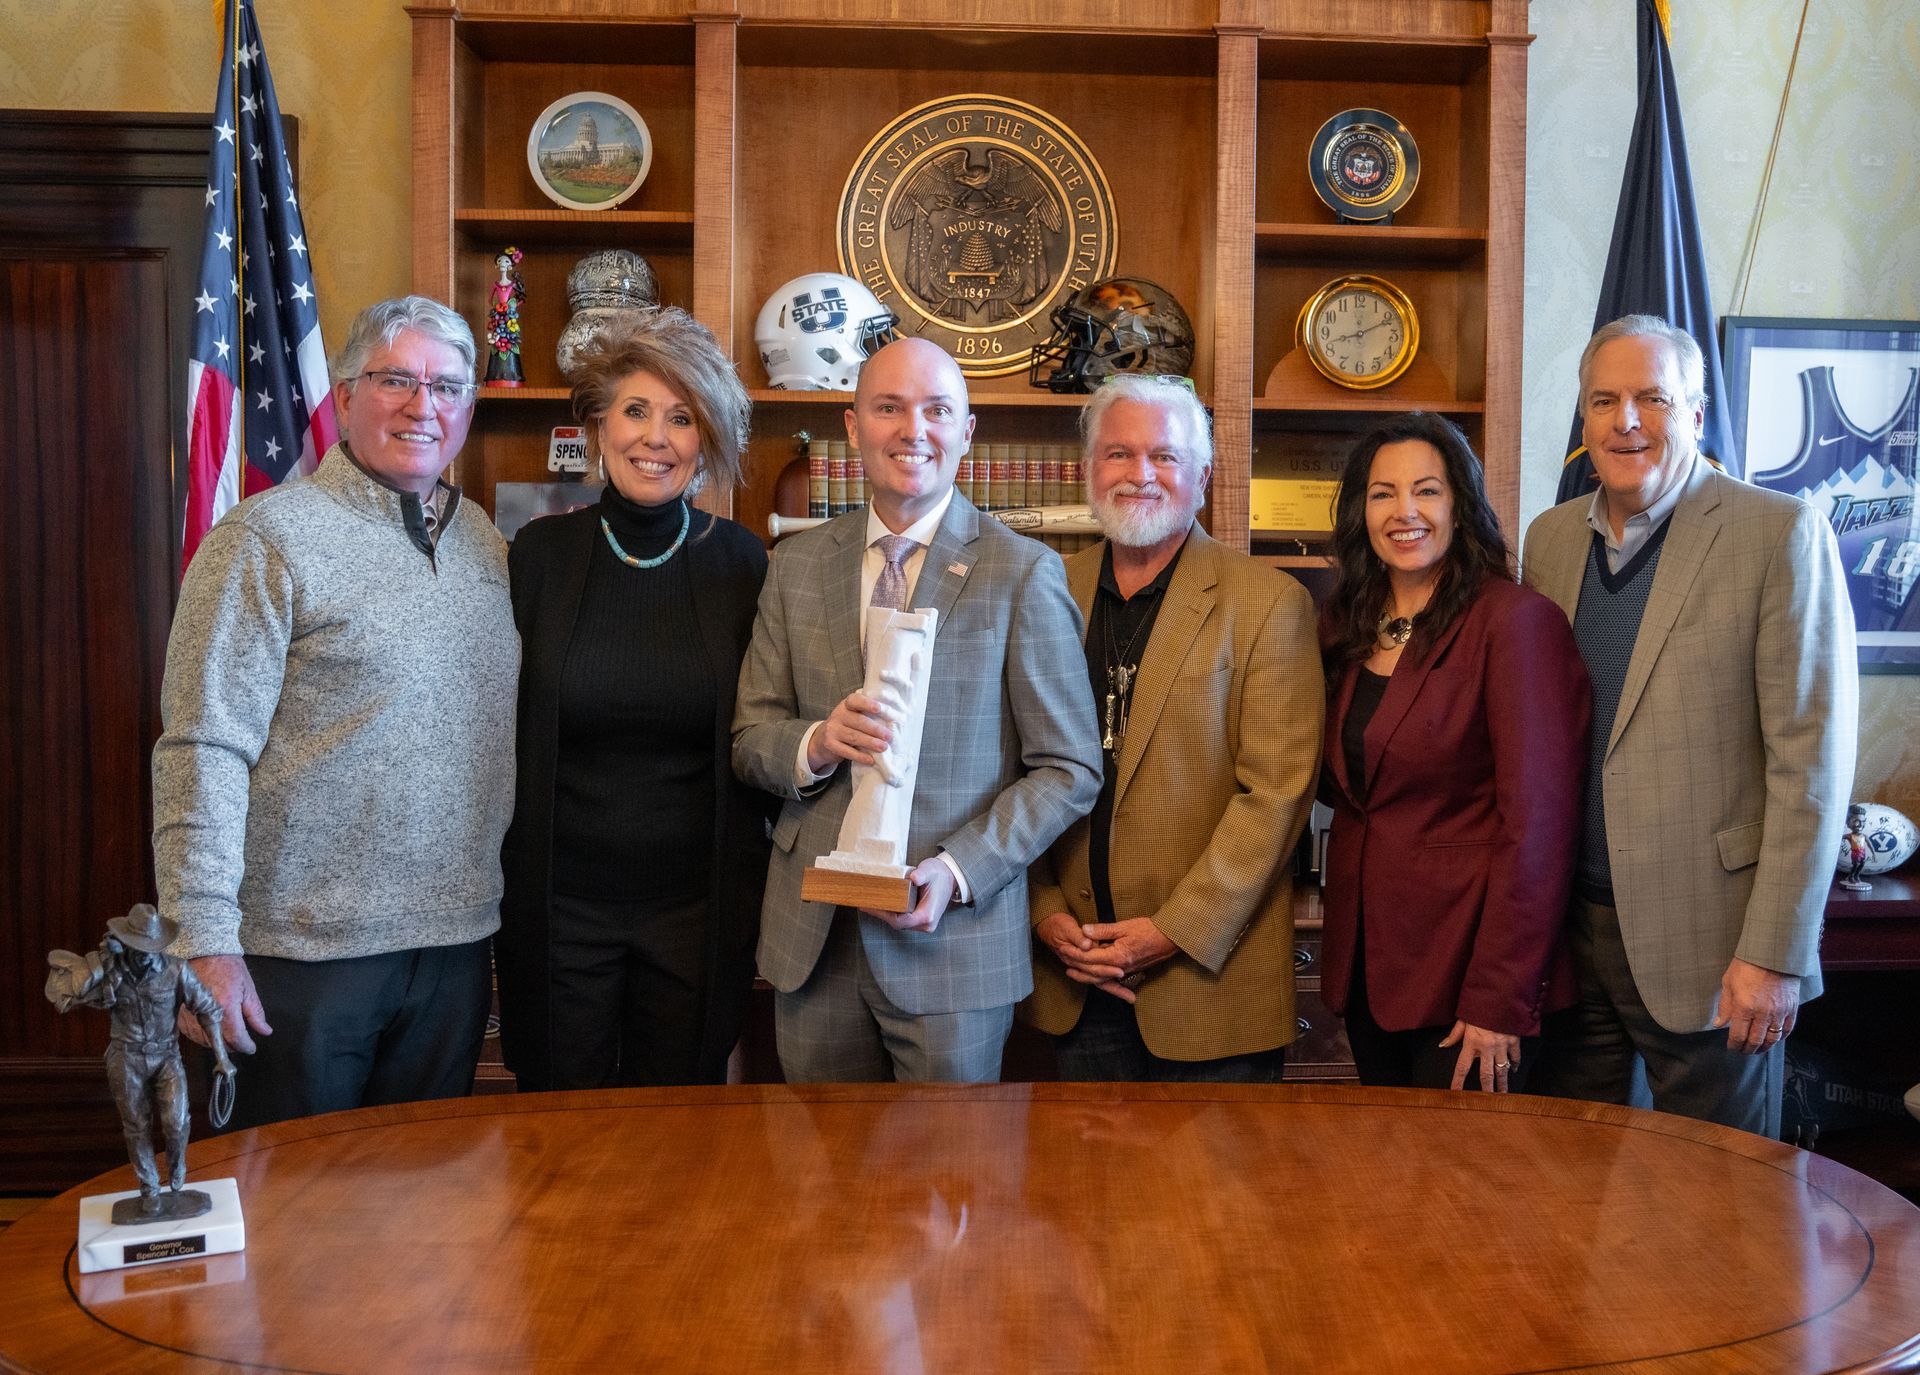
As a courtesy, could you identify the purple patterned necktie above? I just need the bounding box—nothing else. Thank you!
[870,534,918,611]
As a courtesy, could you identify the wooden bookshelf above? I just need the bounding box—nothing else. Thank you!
[410,0,1532,546]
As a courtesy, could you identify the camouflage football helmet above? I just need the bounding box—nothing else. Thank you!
[1028,276,1196,394]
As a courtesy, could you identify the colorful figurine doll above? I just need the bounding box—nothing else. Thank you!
[1839,803,1873,892]
[486,246,527,387]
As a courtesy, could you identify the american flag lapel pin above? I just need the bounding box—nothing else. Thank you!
[948,561,971,578]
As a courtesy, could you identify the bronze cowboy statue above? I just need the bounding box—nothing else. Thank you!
[46,904,237,1224]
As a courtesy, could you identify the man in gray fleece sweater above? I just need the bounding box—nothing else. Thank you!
[153,296,519,1130]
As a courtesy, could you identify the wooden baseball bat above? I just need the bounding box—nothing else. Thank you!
[769,506,1102,539]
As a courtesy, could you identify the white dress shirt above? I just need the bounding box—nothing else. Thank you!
[1585,453,1695,573]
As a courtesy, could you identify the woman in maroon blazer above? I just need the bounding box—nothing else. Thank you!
[1319,412,1591,1093]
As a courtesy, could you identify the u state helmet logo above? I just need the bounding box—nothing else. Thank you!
[790,288,848,334]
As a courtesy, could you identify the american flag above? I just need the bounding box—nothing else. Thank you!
[183,0,337,573]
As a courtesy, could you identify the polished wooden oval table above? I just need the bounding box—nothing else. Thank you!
[2,1083,1918,1373]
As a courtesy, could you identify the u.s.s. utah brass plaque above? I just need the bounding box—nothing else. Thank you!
[838,95,1118,378]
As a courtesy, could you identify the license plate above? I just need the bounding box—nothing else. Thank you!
[548,426,588,474]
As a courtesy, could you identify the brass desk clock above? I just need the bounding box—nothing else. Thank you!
[1296,274,1419,390]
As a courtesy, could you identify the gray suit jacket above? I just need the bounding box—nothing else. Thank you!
[733,495,1102,1015]
[1521,459,1857,1031]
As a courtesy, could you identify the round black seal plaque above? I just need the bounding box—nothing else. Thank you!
[1308,108,1419,223]
[838,94,1119,378]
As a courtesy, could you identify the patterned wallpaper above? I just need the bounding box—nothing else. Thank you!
[0,0,412,350]
[8,1,1917,808]
[1526,0,1920,815]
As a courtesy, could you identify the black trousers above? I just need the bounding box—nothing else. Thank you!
[1342,937,1538,1093]
[1053,987,1288,1084]
[535,890,709,1091]
[218,939,491,1132]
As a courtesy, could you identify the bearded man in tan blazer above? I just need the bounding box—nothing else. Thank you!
[1522,315,1857,1137]
[1025,376,1323,1080]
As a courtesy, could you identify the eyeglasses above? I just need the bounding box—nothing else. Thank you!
[1092,373,1198,395]
[359,370,477,406]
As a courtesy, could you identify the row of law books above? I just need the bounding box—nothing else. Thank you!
[805,439,1099,554]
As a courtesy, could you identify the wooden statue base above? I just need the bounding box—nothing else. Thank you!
[801,867,914,913]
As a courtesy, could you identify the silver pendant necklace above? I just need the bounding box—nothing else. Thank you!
[1102,663,1136,752]
[1375,611,1415,647]
[1102,613,1152,752]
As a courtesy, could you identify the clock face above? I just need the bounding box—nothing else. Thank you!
[1311,288,1405,380]
[1297,275,1418,389]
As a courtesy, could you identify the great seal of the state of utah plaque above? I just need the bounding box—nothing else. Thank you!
[838,94,1119,378]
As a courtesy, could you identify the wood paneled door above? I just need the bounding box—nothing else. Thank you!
[0,112,209,1193]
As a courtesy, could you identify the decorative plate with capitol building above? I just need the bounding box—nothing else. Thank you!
[527,92,653,212]
[837,94,1118,378]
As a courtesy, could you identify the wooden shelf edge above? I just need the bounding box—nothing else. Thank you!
[1258,349,1483,415]
[1254,221,1484,242]
[1253,395,1485,417]
[1253,552,1335,569]
[747,387,1109,410]
[453,208,697,248]
[455,208,695,225]
[1828,872,1920,916]
[747,387,853,405]
[967,392,1108,409]
[1253,397,1486,416]
[1254,221,1487,264]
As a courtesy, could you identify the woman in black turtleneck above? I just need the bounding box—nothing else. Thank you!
[499,307,771,1090]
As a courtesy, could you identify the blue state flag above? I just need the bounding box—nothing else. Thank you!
[1558,0,1737,504]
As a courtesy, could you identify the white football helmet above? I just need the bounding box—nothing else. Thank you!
[755,273,899,390]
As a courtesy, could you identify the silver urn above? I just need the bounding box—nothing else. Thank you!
[555,249,660,379]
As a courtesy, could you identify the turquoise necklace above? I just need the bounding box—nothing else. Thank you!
[601,499,689,569]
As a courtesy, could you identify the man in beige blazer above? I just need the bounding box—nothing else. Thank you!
[1522,315,1857,1137]
[1025,375,1323,1079]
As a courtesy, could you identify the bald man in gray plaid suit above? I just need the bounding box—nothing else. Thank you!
[734,339,1101,1082]
[1523,316,1858,1137]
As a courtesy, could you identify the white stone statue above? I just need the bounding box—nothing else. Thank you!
[815,607,939,880]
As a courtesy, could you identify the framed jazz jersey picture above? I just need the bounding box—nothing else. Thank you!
[1724,316,1920,673]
